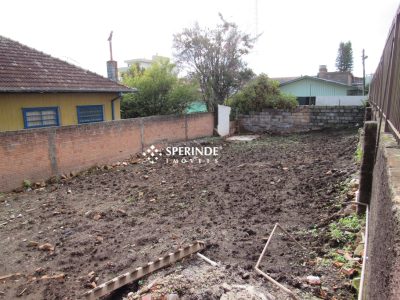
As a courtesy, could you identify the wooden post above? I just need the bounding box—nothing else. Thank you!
[358,121,378,213]
[364,107,372,121]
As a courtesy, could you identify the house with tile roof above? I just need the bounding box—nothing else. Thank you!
[0,36,134,132]
[273,65,366,106]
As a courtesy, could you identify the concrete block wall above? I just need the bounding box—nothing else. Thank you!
[0,113,214,192]
[239,106,364,133]
[363,132,400,299]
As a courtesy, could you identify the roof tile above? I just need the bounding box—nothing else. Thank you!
[0,36,133,93]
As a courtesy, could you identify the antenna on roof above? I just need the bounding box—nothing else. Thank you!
[107,31,113,60]
[255,0,258,37]
[106,31,118,81]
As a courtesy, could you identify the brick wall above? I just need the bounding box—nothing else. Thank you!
[0,113,214,192]
[239,106,365,133]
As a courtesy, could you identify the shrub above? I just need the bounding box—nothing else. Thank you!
[273,93,298,109]
[121,58,199,118]
[226,74,297,114]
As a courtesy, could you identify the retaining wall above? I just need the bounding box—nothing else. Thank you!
[239,106,365,133]
[0,113,214,192]
[363,131,400,299]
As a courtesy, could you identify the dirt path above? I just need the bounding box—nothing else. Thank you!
[0,129,359,299]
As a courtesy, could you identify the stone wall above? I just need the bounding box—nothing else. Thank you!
[239,106,364,133]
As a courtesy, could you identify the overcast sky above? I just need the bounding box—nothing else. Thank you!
[1,0,398,79]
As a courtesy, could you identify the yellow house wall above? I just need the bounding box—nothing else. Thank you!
[0,92,121,131]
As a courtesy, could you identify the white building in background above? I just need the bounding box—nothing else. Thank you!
[118,55,169,74]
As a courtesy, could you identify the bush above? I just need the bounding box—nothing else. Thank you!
[121,58,199,118]
[273,93,298,109]
[226,74,297,114]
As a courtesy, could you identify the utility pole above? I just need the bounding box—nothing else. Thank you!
[362,49,368,95]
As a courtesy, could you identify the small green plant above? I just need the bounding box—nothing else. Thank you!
[329,223,346,243]
[338,181,350,194]
[309,228,319,237]
[126,197,135,204]
[319,258,332,267]
[23,179,31,188]
[177,202,187,209]
[328,251,347,263]
[338,214,364,231]
[329,223,355,244]
[343,245,353,252]
[329,214,363,245]
[352,277,361,292]
[355,143,362,163]
[344,260,357,269]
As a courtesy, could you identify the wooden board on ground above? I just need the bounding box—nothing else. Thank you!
[82,241,205,300]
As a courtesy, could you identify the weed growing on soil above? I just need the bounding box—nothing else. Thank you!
[309,228,319,237]
[355,129,363,164]
[329,223,354,244]
[329,214,364,245]
[338,214,364,231]
[355,144,362,163]
[319,258,332,267]
[338,181,351,194]
[328,251,347,263]
[126,197,136,204]
[324,212,366,296]
[23,179,31,188]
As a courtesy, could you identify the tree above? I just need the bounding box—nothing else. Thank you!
[121,58,199,118]
[336,41,353,72]
[173,14,257,113]
[225,74,297,114]
[120,62,145,83]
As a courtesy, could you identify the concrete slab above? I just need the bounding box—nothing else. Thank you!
[226,135,260,142]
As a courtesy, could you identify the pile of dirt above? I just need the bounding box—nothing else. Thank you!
[123,260,275,300]
[0,129,359,299]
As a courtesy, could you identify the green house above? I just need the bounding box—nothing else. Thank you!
[278,76,352,105]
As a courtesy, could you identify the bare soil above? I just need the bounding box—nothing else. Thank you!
[0,129,359,300]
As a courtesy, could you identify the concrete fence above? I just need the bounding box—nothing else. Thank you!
[239,106,365,133]
[363,129,400,299]
[315,96,367,106]
[0,113,214,192]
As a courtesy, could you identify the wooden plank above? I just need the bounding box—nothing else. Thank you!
[0,273,23,281]
[82,241,205,300]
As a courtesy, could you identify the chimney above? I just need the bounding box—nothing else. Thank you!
[319,65,327,73]
[317,65,327,78]
[106,31,118,82]
[107,60,118,82]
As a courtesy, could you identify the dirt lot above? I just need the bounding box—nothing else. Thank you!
[0,129,360,300]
